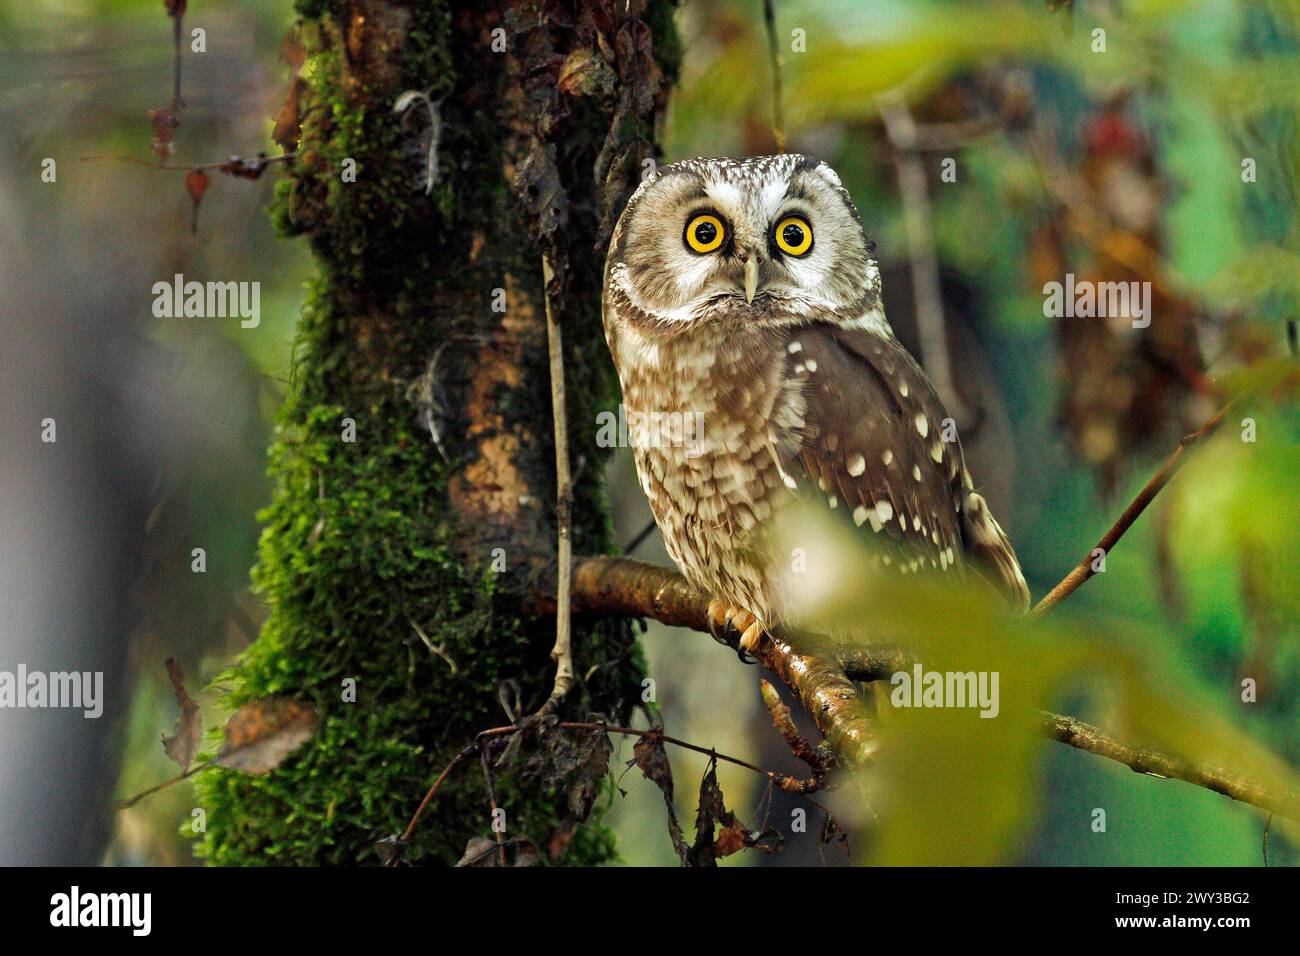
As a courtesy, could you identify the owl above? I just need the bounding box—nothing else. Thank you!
[602,154,1028,656]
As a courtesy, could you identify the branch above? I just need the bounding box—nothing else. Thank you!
[565,555,912,765]
[540,253,574,714]
[568,555,873,761]
[1030,399,1237,617]
[564,554,1300,824]
[1043,712,1300,822]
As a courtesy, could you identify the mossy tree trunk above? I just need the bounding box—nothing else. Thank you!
[195,0,678,866]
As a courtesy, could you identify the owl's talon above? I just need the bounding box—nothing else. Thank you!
[707,599,732,645]
[737,620,765,664]
[708,600,762,656]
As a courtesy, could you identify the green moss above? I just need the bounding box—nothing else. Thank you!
[195,274,640,865]
[194,2,665,866]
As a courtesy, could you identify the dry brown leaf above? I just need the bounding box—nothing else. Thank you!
[632,732,690,864]
[273,29,308,152]
[160,658,202,772]
[454,836,539,867]
[557,47,617,99]
[184,169,209,235]
[272,77,305,151]
[455,836,499,866]
[713,821,748,858]
[280,30,306,70]
[214,697,319,774]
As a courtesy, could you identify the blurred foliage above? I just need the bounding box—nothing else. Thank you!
[775,503,1300,864]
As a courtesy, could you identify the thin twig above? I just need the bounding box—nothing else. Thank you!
[540,254,575,714]
[411,618,459,674]
[478,744,508,867]
[80,152,296,172]
[116,760,211,809]
[591,723,817,791]
[170,3,184,115]
[761,0,786,153]
[622,516,658,554]
[395,721,817,854]
[1031,399,1237,617]
[396,743,476,848]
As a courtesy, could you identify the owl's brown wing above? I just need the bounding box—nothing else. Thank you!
[784,323,1029,609]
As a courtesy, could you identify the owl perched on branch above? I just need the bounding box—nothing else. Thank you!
[602,154,1028,655]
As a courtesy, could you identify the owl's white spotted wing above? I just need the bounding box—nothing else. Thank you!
[784,324,1029,609]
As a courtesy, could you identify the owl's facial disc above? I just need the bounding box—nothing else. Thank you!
[609,154,881,333]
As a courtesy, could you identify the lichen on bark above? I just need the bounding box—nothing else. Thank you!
[194,0,678,866]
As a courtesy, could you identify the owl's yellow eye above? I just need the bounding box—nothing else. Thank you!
[684,213,725,254]
[774,216,813,256]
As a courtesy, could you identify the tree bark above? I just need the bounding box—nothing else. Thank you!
[196,0,678,866]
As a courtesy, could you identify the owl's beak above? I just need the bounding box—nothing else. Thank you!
[743,251,760,304]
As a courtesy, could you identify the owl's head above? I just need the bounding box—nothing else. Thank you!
[604,154,881,335]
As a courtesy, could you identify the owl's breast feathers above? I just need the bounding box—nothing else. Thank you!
[615,320,1029,624]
